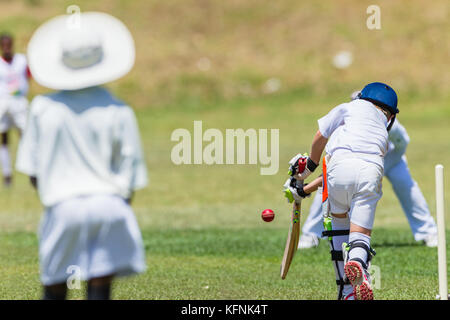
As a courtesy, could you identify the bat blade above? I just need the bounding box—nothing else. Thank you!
[280,200,302,279]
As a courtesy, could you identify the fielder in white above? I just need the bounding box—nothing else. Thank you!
[0,33,31,186]
[299,96,438,249]
[16,12,147,300]
[285,82,399,300]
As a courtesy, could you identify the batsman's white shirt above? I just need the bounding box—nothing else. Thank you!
[318,99,388,229]
[319,99,388,168]
[16,86,148,207]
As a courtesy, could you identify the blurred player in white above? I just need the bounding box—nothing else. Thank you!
[16,12,147,300]
[299,92,438,249]
[0,33,31,186]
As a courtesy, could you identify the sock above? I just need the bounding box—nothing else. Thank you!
[348,232,371,267]
[87,283,111,300]
[0,145,11,177]
[331,215,352,297]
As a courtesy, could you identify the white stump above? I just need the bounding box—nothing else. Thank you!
[435,164,448,300]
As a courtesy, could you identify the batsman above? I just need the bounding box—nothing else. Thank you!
[283,82,399,300]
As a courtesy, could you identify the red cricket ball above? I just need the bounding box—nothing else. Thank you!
[261,209,275,222]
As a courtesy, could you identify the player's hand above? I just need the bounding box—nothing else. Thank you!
[295,167,312,180]
[295,157,318,181]
[283,177,310,203]
[288,153,303,168]
[288,153,308,176]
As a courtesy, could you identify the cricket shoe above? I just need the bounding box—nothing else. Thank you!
[423,233,438,248]
[344,260,373,300]
[298,234,319,249]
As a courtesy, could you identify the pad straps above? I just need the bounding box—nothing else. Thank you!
[346,241,377,269]
[321,155,351,300]
[322,230,350,237]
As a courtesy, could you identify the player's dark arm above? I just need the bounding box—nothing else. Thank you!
[30,176,37,189]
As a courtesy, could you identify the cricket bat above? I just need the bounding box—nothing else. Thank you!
[280,157,307,279]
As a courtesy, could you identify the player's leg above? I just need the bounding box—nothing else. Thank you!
[343,224,375,300]
[10,96,28,138]
[326,158,361,299]
[329,212,353,299]
[43,283,67,300]
[87,275,114,300]
[0,131,12,186]
[0,98,14,186]
[39,198,89,300]
[343,161,382,300]
[85,195,146,300]
[298,192,323,249]
[385,156,438,245]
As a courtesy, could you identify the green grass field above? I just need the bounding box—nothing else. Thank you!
[1,91,449,300]
[0,0,449,300]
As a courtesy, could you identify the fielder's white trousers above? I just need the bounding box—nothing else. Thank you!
[39,194,146,286]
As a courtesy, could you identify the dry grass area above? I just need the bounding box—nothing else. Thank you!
[0,0,448,108]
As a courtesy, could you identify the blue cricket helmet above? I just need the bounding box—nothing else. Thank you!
[359,82,399,115]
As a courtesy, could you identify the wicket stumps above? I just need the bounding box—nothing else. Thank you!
[435,164,448,300]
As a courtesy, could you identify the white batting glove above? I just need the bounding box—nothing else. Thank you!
[296,157,319,180]
[288,153,303,167]
[283,177,310,203]
[288,153,318,181]
[288,153,307,176]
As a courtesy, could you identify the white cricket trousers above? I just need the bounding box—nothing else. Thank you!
[39,194,146,286]
[0,96,28,133]
[327,155,383,230]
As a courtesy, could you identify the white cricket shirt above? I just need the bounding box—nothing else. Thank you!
[0,53,29,97]
[16,86,148,207]
[318,99,389,167]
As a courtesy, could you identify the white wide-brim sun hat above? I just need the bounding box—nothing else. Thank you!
[27,12,135,90]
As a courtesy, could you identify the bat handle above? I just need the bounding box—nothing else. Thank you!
[295,159,306,190]
[297,157,307,174]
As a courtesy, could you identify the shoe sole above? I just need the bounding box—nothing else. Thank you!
[344,261,373,300]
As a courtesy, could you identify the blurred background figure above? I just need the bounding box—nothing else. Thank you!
[16,12,147,300]
[0,33,31,187]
